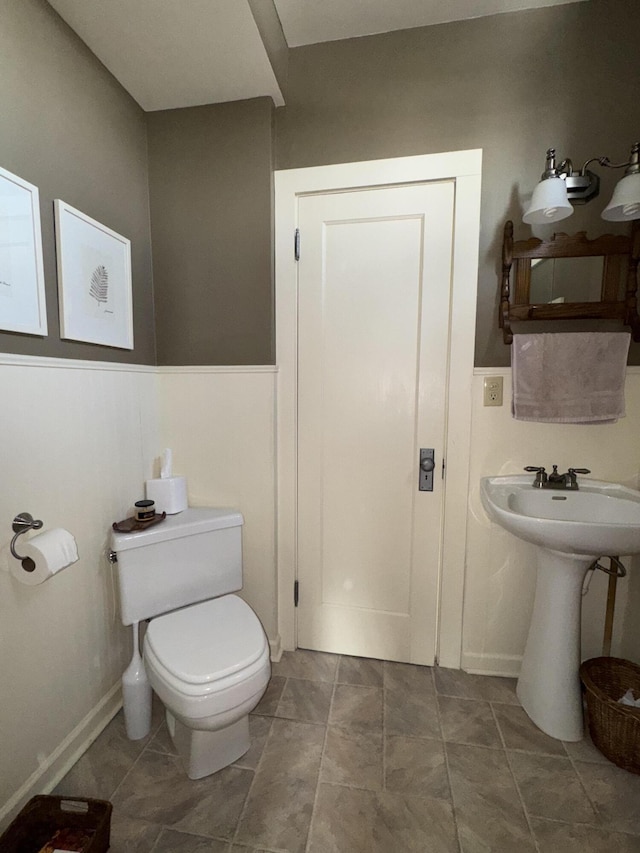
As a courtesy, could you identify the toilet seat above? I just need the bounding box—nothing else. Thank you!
[145,593,267,686]
[143,594,271,725]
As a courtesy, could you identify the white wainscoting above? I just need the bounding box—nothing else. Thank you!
[156,367,278,643]
[0,354,158,828]
[2,353,638,826]
[463,368,640,677]
[155,364,640,677]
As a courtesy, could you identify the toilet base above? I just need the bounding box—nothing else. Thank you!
[166,710,250,779]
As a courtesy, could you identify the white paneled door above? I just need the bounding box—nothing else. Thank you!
[296,180,455,665]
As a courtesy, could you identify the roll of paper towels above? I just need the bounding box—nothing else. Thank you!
[11,528,79,586]
[145,476,188,514]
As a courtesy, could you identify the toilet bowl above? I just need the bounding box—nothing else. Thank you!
[143,594,271,778]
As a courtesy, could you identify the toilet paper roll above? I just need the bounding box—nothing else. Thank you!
[145,476,188,514]
[10,528,79,586]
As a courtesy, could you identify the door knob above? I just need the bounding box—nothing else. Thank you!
[419,448,436,491]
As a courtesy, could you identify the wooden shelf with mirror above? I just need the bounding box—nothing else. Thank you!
[500,219,640,344]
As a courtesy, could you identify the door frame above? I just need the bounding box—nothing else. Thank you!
[274,150,482,668]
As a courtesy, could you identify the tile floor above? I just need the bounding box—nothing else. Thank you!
[55,649,640,852]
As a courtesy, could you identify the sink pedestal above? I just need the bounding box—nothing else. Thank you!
[517,549,594,742]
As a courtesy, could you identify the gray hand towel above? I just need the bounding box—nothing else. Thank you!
[512,332,630,423]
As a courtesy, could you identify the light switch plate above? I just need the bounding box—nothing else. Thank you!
[483,375,503,407]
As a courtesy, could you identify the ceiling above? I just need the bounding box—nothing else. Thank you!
[47,0,588,112]
[47,0,286,111]
[273,0,587,47]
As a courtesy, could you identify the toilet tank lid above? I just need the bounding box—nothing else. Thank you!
[111,507,243,552]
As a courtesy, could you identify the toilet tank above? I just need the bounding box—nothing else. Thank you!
[111,507,243,625]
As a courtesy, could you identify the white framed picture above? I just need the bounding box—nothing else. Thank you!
[0,166,48,336]
[55,200,133,349]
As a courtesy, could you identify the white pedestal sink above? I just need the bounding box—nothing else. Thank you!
[480,475,640,741]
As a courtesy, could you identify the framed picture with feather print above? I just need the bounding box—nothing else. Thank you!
[54,200,133,349]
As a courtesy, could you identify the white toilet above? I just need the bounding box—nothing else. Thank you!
[110,507,271,779]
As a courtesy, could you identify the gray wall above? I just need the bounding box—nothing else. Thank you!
[0,0,155,363]
[147,99,275,365]
[8,0,637,367]
[276,0,640,367]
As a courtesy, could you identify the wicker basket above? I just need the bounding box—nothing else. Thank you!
[0,796,112,852]
[580,656,640,774]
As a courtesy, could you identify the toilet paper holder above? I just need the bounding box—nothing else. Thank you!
[10,512,43,571]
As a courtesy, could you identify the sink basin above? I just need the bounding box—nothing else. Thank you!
[481,475,640,556]
[480,473,640,742]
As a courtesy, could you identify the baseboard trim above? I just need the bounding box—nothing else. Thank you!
[461,651,522,679]
[269,634,283,663]
[0,682,122,832]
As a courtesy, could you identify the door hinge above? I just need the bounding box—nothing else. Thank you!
[294,228,300,261]
[442,457,446,478]
[294,580,299,607]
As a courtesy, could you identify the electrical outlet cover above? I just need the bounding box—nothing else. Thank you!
[483,376,503,407]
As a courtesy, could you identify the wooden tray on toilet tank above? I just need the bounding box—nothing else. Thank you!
[112,512,166,533]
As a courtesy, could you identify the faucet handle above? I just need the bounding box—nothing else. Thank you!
[568,468,591,475]
[524,466,547,486]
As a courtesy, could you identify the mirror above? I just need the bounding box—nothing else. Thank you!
[499,220,640,344]
[529,256,607,304]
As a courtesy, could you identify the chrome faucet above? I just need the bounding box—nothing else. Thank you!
[547,465,567,487]
[525,465,591,490]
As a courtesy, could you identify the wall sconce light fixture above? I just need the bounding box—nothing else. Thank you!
[523,142,640,225]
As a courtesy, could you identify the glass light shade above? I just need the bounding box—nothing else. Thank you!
[601,172,640,221]
[523,177,573,225]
